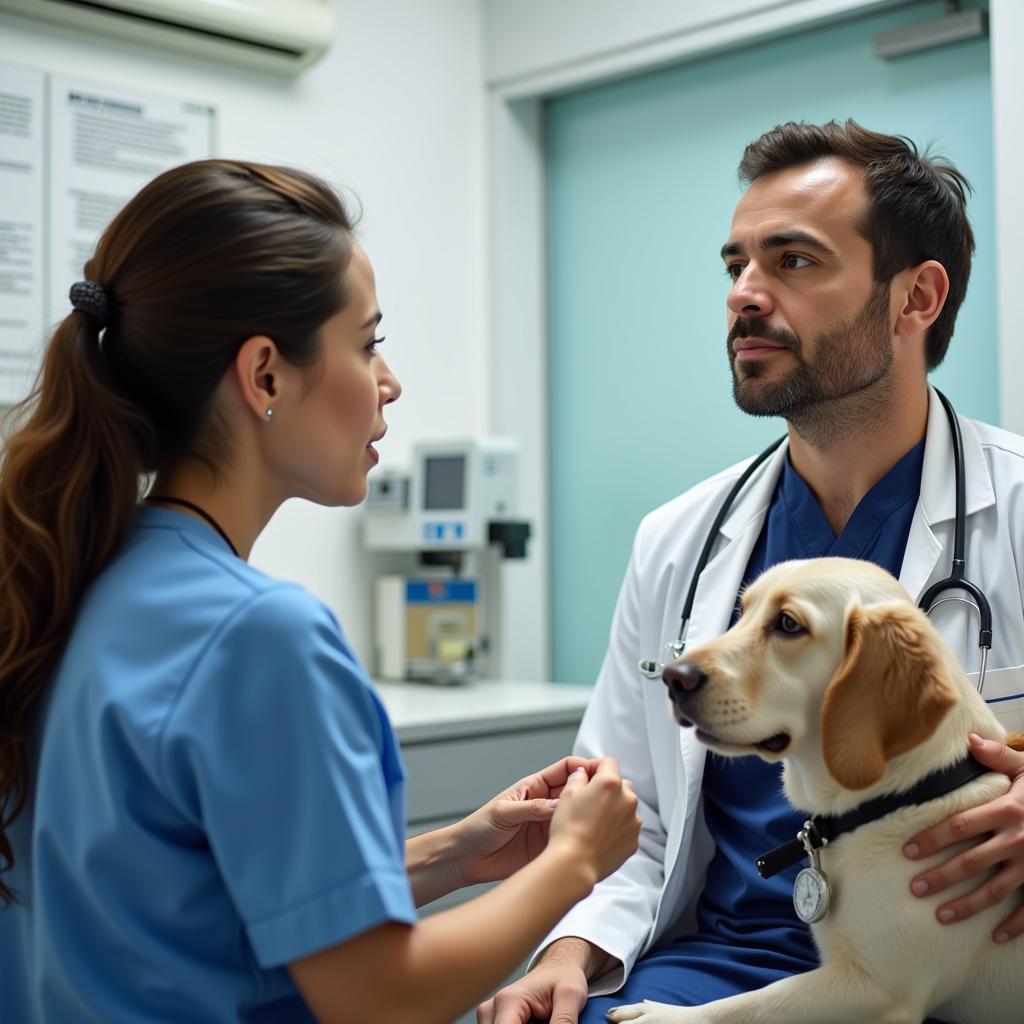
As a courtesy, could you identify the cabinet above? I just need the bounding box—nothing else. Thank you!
[377,681,591,1024]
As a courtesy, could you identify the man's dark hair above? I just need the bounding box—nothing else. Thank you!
[738,119,974,370]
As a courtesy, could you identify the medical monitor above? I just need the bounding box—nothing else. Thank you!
[423,455,466,511]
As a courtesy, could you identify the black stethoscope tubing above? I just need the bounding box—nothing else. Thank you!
[639,389,993,690]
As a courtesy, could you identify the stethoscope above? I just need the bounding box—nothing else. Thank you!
[639,389,993,695]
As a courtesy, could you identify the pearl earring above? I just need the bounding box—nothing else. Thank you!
[264,408,273,421]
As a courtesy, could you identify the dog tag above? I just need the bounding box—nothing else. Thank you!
[793,864,831,923]
[793,824,831,923]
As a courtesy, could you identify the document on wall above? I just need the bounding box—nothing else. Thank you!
[47,75,216,328]
[0,63,46,406]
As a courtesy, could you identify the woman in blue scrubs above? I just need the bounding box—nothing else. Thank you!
[0,160,641,1023]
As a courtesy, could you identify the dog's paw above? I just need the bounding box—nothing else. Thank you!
[606,1005,645,1022]
[607,999,691,1023]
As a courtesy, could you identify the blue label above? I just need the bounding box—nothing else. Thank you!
[406,580,478,603]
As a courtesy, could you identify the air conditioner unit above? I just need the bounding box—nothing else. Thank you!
[0,0,337,73]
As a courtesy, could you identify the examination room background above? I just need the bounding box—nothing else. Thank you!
[546,0,996,684]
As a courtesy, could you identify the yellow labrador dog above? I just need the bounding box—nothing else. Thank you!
[609,557,1022,1024]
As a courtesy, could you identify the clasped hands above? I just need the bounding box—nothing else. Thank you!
[452,756,608,887]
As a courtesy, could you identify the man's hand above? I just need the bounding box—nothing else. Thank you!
[477,936,609,1024]
[454,757,601,887]
[476,959,588,1024]
[905,732,1024,942]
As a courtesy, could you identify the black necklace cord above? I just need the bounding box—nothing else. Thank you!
[145,495,240,558]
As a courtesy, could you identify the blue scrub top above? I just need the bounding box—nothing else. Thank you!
[675,441,926,988]
[0,507,416,1022]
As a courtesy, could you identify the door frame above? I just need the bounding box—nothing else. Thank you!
[486,0,1020,681]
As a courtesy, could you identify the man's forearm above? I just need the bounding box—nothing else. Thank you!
[536,935,618,982]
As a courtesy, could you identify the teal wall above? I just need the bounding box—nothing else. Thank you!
[546,1,995,683]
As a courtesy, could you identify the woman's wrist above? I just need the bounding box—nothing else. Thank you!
[406,824,465,906]
[445,817,480,887]
[538,835,600,903]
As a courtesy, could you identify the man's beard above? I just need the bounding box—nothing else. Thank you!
[728,283,894,443]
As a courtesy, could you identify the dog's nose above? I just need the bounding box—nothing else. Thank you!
[662,661,707,702]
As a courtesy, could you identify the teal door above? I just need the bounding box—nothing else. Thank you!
[547,1,994,683]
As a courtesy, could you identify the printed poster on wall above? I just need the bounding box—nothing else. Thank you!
[0,63,45,406]
[48,75,216,331]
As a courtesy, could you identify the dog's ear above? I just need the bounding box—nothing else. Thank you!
[821,602,958,790]
[1006,732,1024,752]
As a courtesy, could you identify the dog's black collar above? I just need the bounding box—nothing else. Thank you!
[756,754,992,880]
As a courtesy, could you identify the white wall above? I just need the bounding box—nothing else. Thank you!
[0,0,488,665]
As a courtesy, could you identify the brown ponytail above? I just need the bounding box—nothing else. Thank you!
[0,160,356,904]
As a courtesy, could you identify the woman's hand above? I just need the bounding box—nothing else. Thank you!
[452,755,601,887]
[546,756,640,885]
[905,732,1024,942]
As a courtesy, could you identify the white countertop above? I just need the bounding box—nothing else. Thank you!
[375,679,593,743]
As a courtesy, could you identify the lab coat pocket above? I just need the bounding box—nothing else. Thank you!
[968,664,1024,733]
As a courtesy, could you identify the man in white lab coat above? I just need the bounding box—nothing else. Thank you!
[478,120,1024,1024]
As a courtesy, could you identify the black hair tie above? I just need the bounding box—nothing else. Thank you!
[69,280,110,329]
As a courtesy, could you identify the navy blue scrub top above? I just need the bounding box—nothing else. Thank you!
[677,440,926,983]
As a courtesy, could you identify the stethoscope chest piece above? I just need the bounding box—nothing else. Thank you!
[639,640,687,680]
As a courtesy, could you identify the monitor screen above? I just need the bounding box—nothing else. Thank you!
[423,455,466,510]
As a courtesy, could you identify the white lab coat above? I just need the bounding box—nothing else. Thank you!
[540,388,1024,995]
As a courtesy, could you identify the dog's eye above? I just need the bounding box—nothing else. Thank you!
[775,611,806,636]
